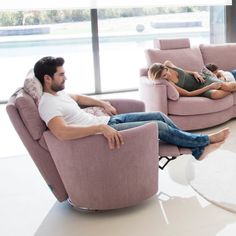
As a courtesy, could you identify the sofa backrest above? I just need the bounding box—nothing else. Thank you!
[145,38,205,72]
[200,43,236,71]
[6,88,68,202]
[154,38,191,50]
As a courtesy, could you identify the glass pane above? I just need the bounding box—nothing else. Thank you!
[99,41,145,92]
[0,9,93,101]
[98,6,225,92]
[210,6,226,43]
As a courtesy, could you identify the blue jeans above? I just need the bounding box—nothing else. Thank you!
[108,112,209,160]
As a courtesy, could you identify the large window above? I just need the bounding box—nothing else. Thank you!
[98,7,215,92]
[0,5,227,102]
[0,9,93,101]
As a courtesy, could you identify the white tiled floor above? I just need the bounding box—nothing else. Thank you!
[1,92,236,236]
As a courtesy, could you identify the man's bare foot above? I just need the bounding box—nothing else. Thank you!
[198,141,224,161]
[208,128,230,144]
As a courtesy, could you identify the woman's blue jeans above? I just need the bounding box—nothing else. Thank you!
[108,112,209,160]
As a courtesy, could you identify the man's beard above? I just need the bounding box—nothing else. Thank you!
[51,82,65,92]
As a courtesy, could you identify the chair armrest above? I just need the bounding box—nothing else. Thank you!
[105,98,145,113]
[43,122,158,210]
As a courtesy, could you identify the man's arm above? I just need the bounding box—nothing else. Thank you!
[70,94,117,115]
[48,116,124,149]
[70,94,104,106]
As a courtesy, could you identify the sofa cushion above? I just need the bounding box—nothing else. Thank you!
[83,106,110,116]
[15,89,47,140]
[200,44,236,71]
[154,38,190,50]
[168,94,234,116]
[23,69,43,105]
[145,48,204,72]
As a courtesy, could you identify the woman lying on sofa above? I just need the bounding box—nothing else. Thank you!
[148,60,236,99]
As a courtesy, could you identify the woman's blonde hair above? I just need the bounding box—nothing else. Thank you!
[148,63,166,80]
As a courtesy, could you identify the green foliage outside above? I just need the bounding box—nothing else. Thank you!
[0,7,207,27]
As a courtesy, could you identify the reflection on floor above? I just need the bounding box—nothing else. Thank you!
[187,149,236,213]
[1,92,236,236]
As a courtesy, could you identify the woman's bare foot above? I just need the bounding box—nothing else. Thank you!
[198,141,224,161]
[208,128,230,144]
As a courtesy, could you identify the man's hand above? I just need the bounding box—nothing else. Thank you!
[100,124,124,149]
[102,101,117,116]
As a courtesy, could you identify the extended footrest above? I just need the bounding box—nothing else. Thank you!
[159,141,192,170]
[159,156,177,170]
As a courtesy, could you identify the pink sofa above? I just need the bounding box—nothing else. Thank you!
[139,38,236,131]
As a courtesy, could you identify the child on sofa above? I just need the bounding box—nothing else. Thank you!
[205,63,235,82]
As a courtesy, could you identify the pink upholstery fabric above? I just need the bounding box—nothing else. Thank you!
[6,94,68,202]
[159,141,191,156]
[38,136,49,151]
[44,123,159,210]
[168,95,234,116]
[153,79,179,101]
[170,107,234,131]
[15,89,46,140]
[107,98,145,113]
[139,67,149,76]
[200,43,236,71]
[140,77,179,101]
[154,38,190,50]
[139,77,168,114]
[233,91,236,105]
[145,48,205,72]
[7,88,159,209]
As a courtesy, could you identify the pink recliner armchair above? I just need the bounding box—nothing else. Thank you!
[6,88,159,210]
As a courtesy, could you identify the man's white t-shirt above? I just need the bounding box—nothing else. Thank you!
[38,91,110,126]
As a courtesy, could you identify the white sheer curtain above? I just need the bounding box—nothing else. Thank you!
[0,0,232,11]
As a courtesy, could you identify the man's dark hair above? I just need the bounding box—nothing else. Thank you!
[34,56,65,86]
[205,63,218,73]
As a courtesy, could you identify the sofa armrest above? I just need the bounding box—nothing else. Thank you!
[43,122,158,210]
[139,76,179,113]
[105,98,145,114]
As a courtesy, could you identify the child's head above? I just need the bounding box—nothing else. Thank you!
[205,63,219,74]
